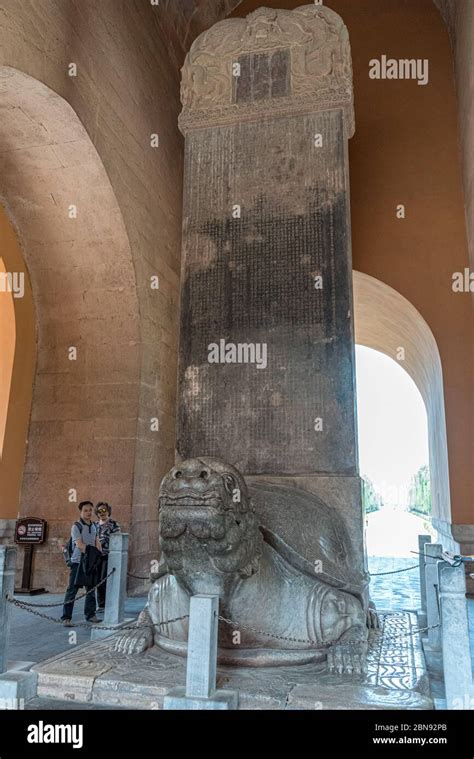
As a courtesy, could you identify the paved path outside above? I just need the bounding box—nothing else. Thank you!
[368,556,421,610]
[366,508,435,558]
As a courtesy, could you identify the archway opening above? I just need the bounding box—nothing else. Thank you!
[353,270,451,528]
[353,271,450,609]
[0,255,15,459]
[356,345,435,565]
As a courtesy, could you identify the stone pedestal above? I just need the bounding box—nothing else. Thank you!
[177,5,364,577]
[31,610,432,710]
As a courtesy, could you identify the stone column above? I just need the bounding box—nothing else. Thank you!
[439,563,474,709]
[178,6,364,577]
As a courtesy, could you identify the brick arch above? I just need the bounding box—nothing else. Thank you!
[0,208,35,537]
[0,254,15,461]
[0,67,140,589]
[353,271,451,533]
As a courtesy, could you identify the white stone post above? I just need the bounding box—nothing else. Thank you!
[164,595,238,710]
[91,532,133,641]
[424,543,443,650]
[439,563,474,710]
[0,545,37,707]
[185,595,218,699]
[0,546,15,675]
[418,534,431,613]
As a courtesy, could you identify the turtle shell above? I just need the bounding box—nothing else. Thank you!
[249,481,368,605]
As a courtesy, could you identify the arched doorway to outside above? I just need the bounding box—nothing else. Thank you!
[353,271,450,609]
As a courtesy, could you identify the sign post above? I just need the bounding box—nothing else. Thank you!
[14,518,47,595]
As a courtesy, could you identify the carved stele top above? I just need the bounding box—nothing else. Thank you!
[179,5,354,137]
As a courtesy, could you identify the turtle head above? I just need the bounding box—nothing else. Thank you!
[159,458,249,514]
[158,458,262,595]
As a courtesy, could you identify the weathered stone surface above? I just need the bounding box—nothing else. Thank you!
[179,5,354,134]
[286,683,431,711]
[178,108,356,475]
[248,474,366,581]
[0,0,199,589]
[178,6,356,480]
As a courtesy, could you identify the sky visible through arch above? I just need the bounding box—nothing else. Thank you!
[355,345,429,510]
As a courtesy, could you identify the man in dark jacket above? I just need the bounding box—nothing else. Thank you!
[61,501,102,626]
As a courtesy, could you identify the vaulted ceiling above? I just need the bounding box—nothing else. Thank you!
[176,0,454,48]
[161,0,242,51]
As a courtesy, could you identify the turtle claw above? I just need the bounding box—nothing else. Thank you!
[326,640,367,678]
[367,602,380,629]
[114,627,153,655]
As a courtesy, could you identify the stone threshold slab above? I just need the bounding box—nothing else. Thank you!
[32,611,433,710]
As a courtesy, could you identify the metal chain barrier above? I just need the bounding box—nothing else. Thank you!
[130,564,424,583]
[369,563,420,577]
[217,612,440,650]
[6,596,189,631]
[7,550,443,650]
[7,592,440,649]
[7,568,116,608]
[369,555,466,576]
[217,615,324,647]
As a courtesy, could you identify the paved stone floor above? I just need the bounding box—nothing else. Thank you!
[368,556,422,611]
[8,594,144,666]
